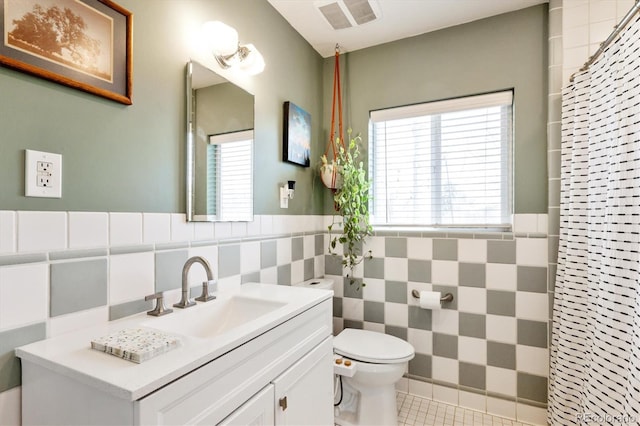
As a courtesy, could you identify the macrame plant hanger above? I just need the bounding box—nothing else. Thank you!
[322,44,345,189]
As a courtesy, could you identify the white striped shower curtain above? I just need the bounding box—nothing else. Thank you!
[548,14,640,426]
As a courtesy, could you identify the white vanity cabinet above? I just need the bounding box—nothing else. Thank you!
[220,337,333,426]
[18,286,333,426]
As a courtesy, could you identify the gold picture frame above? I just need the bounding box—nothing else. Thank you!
[0,0,133,104]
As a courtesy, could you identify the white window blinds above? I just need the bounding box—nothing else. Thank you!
[208,130,253,221]
[369,91,513,228]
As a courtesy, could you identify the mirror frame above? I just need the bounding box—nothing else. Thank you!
[186,61,195,221]
[186,60,255,222]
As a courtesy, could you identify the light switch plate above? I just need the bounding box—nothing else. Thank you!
[25,149,62,198]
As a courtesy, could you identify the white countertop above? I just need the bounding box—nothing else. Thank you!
[15,283,332,401]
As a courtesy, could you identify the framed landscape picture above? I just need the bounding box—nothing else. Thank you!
[0,0,133,104]
[283,101,311,167]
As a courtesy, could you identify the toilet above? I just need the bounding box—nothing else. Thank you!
[294,278,415,426]
[333,329,414,426]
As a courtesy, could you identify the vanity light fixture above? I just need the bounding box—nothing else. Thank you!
[202,21,265,75]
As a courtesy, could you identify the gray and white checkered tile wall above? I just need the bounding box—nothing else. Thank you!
[228,233,326,285]
[0,211,550,423]
[327,230,549,410]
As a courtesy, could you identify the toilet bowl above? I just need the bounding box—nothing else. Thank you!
[333,328,415,426]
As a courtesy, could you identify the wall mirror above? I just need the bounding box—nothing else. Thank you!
[186,60,255,222]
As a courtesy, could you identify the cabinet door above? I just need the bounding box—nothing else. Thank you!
[273,337,333,425]
[220,385,275,426]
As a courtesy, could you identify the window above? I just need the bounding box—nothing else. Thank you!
[369,91,513,228]
[207,130,253,221]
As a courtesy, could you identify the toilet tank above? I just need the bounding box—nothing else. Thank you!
[293,278,334,290]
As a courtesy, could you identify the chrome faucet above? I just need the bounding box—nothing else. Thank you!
[174,256,217,309]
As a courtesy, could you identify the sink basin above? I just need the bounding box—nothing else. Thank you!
[144,295,287,339]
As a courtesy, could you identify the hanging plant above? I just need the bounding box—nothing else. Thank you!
[319,154,343,189]
[328,131,373,287]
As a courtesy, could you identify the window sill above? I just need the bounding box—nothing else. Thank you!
[370,225,546,240]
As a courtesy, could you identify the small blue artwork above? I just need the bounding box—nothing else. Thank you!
[283,101,311,167]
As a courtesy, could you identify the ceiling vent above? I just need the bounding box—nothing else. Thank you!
[343,0,377,25]
[317,0,380,30]
[318,2,352,29]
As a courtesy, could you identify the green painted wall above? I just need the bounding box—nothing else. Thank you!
[323,5,549,214]
[0,2,547,216]
[0,0,325,215]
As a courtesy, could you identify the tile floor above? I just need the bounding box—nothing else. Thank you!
[396,393,534,426]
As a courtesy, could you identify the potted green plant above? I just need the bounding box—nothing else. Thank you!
[319,154,342,190]
[327,131,373,287]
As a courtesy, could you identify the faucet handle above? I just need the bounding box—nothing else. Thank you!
[195,279,217,302]
[145,292,173,317]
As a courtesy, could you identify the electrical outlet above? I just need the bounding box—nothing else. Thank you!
[36,161,53,188]
[25,149,62,198]
[37,175,51,187]
[37,161,52,173]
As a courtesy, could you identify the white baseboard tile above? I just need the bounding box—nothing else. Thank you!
[408,378,432,399]
[486,396,516,420]
[0,387,21,426]
[432,384,458,406]
[458,390,486,412]
[517,402,547,425]
[395,377,409,393]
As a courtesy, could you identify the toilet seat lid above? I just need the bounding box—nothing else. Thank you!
[333,329,415,364]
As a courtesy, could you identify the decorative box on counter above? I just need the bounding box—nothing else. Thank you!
[91,328,180,363]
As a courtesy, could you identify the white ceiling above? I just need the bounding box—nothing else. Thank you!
[268,0,548,58]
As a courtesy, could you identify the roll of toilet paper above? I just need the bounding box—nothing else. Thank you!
[419,291,441,310]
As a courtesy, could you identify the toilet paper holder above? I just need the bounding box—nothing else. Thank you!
[411,289,454,303]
